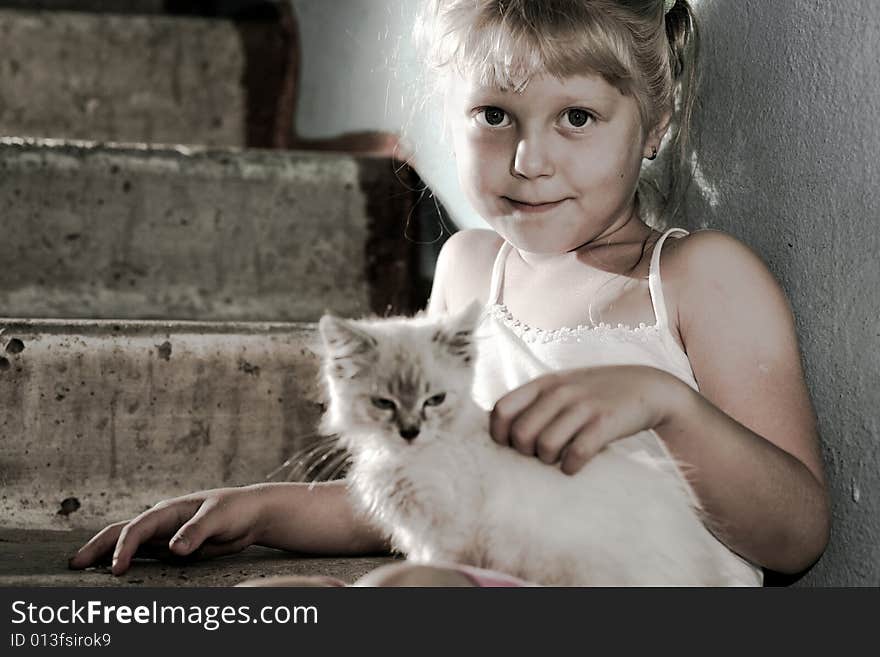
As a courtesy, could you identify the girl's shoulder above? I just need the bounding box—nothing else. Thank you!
[429,229,504,315]
[658,228,795,344]
[660,228,779,292]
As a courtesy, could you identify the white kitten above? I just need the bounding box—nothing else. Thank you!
[318,304,752,586]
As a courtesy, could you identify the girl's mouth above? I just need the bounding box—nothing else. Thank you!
[503,197,570,213]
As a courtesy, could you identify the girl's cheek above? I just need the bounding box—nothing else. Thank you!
[463,135,509,180]
[461,166,506,219]
[456,144,497,198]
[457,159,493,212]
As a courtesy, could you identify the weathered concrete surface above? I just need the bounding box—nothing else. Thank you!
[683,1,880,586]
[0,139,421,321]
[0,2,165,13]
[0,9,252,147]
[0,2,283,16]
[0,528,397,587]
[0,318,328,530]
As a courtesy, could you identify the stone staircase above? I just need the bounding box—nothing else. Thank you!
[0,139,419,321]
[0,1,423,585]
[0,3,297,149]
[1,318,323,531]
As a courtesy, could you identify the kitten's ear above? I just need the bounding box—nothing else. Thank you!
[453,300,483,333]
[319,315,378,378]
[433,300,482,364]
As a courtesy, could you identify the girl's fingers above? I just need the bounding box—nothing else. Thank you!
[168,500,228,556]
[141,536,249,564]
[507,386,578,457]
[68,521,127,570]
[69,496,249,576]
[534,404,595,464]
[197,536,253,561]
[111,502,198,575]
[490,375,558,447]
[560,414,619,475]
[122,538,181,563]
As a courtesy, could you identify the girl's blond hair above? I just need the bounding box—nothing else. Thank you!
[413,0,700,226]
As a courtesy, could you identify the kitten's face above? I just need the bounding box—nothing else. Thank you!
[319,303,482,451]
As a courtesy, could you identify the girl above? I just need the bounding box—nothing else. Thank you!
[70,0,830,586]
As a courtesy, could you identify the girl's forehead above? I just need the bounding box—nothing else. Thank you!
[449,70,622,104]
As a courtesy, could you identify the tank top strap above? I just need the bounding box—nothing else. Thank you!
[648,227,689,329]
[487,240,513,305]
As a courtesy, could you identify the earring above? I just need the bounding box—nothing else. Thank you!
[647,146,658,161]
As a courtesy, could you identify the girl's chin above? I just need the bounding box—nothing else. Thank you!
[486,218,585,254]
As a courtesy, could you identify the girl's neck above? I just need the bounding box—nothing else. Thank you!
[514,203,653,272]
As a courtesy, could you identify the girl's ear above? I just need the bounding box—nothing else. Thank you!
[434,300,482,363]
[646,111,673,156]
[319,315,378,377]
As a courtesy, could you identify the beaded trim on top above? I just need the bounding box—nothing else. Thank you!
[488,303,661,345]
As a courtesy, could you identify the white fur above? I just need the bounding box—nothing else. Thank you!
[319,306,755,587]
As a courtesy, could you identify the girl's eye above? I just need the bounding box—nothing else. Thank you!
[477,107,510,128]
[371,397,396,411]
[424,393,446,407]
[562,108,593,129]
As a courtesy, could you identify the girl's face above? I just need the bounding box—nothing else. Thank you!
[446,72,654,254]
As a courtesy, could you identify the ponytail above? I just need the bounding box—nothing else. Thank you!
[657,0,701,224]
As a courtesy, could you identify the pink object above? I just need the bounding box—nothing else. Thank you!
[451,564,535,587]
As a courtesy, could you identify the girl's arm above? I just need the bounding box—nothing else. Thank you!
[427,229,505,317]
[488,230,830,574]
[256,481,390,555]
[656,230,830,573]
[71,481,389,575]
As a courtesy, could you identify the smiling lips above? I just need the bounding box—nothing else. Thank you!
[504,196,570,213]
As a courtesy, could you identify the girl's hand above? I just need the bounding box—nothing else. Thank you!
[489,366,687,475]
[68,486,270,576]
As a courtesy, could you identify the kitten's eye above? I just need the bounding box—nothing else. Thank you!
[424,393,446,407]
[371,397,396,411]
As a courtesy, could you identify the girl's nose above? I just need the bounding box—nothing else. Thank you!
[512,138,555,179]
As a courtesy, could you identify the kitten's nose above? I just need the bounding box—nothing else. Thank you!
[399,427,420,441]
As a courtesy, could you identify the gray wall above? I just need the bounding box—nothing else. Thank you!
[290,0,880,585]
[683,0,880,586]
[290,0,473,227]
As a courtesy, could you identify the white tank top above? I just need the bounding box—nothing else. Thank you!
[471,227,764,586]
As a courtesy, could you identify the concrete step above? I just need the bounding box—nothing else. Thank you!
[0,6,294,148]
[0,528,396,587]
[0,138,423,321]
[0,2,166,12]
[0,2,277,17]
[0,318,328,530]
